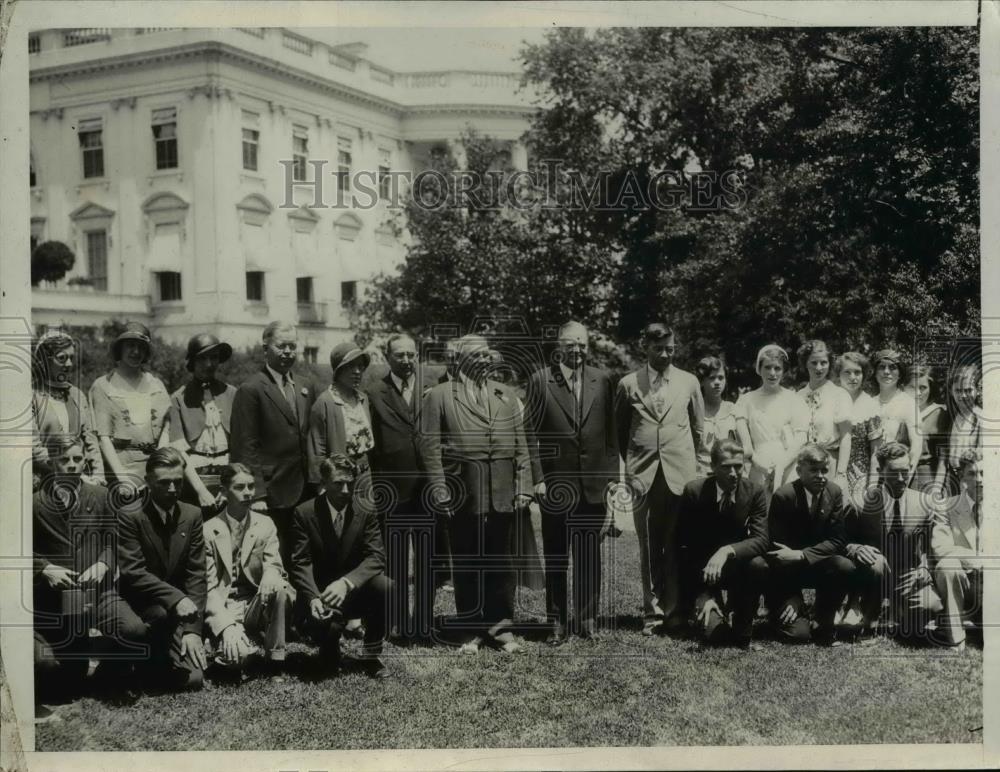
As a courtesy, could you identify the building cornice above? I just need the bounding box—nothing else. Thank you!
[29,40,534,121]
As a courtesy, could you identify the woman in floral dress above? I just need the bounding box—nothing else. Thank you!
[835,351,884,509]
[872,349,922,484]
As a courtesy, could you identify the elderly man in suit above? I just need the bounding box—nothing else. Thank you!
[420,334,533,654]
[231,321,317,565]
[168,333,237,509]
[203,463,295,672]
[33,436,146,707]
[932,450,982,649]
[367,333,444,640]
[289,454,391,678]
[524,321,617,644]
[678,439,768,647]
[750,444,855,644]
[615,322,705,635]
[845,441,944,640]
[117,447,208,690]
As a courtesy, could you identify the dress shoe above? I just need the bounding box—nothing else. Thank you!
[458,636,483,655]
[362,657,391,679]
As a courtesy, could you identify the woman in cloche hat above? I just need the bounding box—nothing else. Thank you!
[167,333,237,508]
[307,342,374,484]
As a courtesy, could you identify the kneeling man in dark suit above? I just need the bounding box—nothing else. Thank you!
[678,439,768,647]
[117,447,208,690]
[290,454,391,678]
[750,444,855,644]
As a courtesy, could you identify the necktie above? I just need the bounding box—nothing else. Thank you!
[888,497,903,536]
[810,490,822,519]
[569,371,580,425]
[231,521,242,566]
[401,376,413,406]
[332,507,345,539]
[282,374,298,418]
[720,490,734,516]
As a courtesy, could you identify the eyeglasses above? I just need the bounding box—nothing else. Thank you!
[50,352,75,364]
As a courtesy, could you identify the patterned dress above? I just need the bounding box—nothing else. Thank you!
[798,380,853,474]
[844,392,883,508]
[695,400,737,476]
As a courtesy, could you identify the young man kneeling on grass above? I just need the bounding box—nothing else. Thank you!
[290,454,392,679]
[749,444,856,645]
[203,463,295,677]
[678,439,769,648]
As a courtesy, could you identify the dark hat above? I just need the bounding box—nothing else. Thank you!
[185,333,233,372]
[329,342,371,376]
[110,321,152,362]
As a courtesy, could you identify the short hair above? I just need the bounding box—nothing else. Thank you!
[833,351,871,380]
[262,321,296,346]
[319,453,358,481]
[797,340,832,372]
[145,446,186,475]
[958,449,981,474]
[32,330,75,383]
[641,323,674,343]
[755,344,788,374]
[557,321,588,340]
[796,443,829,466]
[906,365,941,402]
[875,441,909,468]
[385,333,415,356]
[695,355,726,382]
[948,361,980,386]
[46,434,83,460]
[872,348,908,384]
[220,462,254,489]
[710,438,744,466]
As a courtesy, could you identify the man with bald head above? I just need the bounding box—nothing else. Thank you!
[524,321,617,643]
[420,334,533,653]
[231,321,318,564]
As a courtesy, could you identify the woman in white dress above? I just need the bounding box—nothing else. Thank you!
[796,340,853,492]
[734,344,809,499]
[835,352,884,509]
[872,349,921,484]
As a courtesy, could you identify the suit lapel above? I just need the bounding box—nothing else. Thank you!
[141,502,170,571]
[261,369,297,426]
[635,367,661,422]
[240,514,262,568]
[166,505,189,576]
[453,380,490,423]
[210,518,234,578]
[338,502,364,565]
[548,366,577,425]
[958,498,978,550]
[579,367,598,425]
[382,374,414,425]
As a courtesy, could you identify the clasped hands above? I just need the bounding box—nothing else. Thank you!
[42,560,108,590]
[310,578,352,620]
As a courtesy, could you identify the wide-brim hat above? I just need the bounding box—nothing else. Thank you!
[329,342,371,376]
[110,321,152,362]
[185,333,233,371]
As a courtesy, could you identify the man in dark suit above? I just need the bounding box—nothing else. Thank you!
[750,444,855,644]
[289,454,391,678]
[615,322,705,635]
[117,447,208,690]
[524,321,617,644]
[678,439,769,647]
[845,441,943,640]
[230,321,317,565]
[367,333,444,640]
[420,334,533,653]
[33,436,146,706]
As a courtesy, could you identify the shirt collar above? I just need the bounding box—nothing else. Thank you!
[647,363,670,384]
[716,483,734,504]
[390,371,411,393]
[459,371,482,391]
[962,490,978,514]
[225,509,248,536]
[803,488,814,509]
[266,363,292,386]
[559,362,581,385]
[151,500,172,525]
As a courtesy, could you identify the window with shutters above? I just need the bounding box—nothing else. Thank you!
[242,110,259,171]
[85,230,108,291]
[337,136,352,192]
[378,147,392,200]
[152,108,178,170]
[78,118,104,179]
[292,126,308,182]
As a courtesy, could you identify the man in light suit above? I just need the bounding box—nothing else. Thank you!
[845,441,944,640]
[678,439,769,647]
[932,450,982,649]
[615,322,704,635]
[289,455,391,678]
[367,333,443,639]
[117,448,208,690]
[420,334,533,653]
[752,444,855,644]
[230,321,318,566]
[203,463,295,671]
[525,321,618,643]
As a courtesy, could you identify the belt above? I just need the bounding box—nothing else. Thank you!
[191,449,229,459]
[111,439,156,453]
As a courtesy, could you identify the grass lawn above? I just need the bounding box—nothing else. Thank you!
[35,527,982,750]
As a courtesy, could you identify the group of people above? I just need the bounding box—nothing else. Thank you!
[30,318,984,708]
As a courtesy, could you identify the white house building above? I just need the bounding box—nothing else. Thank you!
[28,27,535,361]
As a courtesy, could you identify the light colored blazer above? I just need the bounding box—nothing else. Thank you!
[932,493,980,570]
[203,511,293,637]
[615,365,704,496]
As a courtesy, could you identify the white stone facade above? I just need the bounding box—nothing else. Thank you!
[28,27,534,361]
